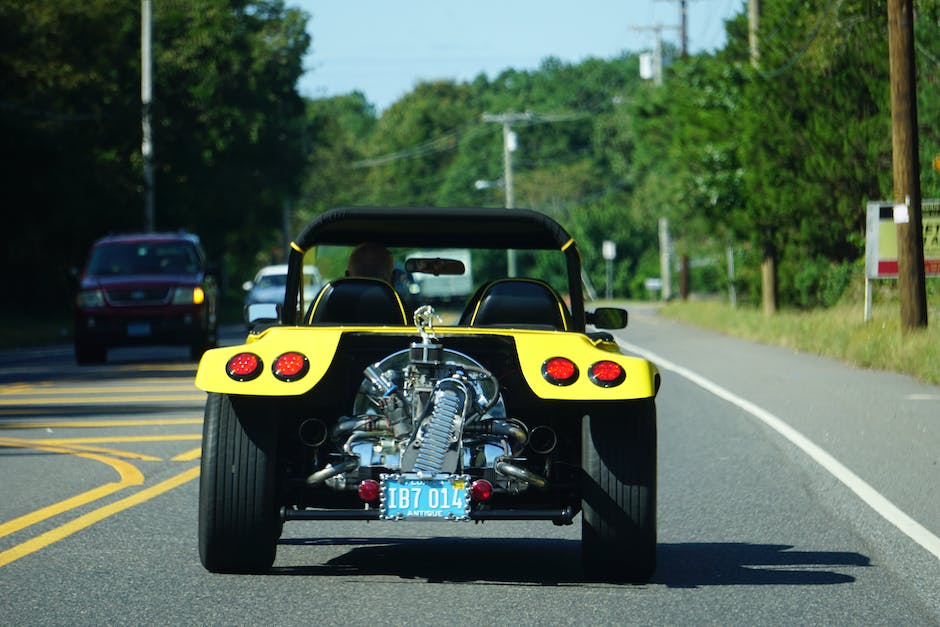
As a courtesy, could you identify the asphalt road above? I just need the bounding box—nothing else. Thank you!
[0,312,938,625]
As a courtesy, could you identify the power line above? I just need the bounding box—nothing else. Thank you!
[481,110,590,276]
[351,109,593,170]
[350,122,490,168]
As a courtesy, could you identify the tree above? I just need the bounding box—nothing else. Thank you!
[0,0,311,311]
[0,1,141,310]
[152,0,310,268]
[361,81,478,206]
[737,0,890,309]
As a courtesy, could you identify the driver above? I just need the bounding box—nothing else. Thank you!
[345,242,393,282]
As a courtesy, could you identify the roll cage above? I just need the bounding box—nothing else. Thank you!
[283,207,587,331]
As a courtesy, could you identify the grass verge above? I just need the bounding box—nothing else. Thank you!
[658,299,940,386]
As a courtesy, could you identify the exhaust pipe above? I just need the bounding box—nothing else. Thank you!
[527,426,557,454]
[464,419,528,452]
[298,418,328,447]
[305,457,360,485]
[495,458,548,489]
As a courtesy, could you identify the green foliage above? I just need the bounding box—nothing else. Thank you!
[661,288,940,386]
[1,0,310,310]
[918,0,940,200]
[1,1,141,305]
[785,257,859,309]
[7,0,940,320]
[724,0,895,313]
[362,81,479,206]
[296,92,375,218]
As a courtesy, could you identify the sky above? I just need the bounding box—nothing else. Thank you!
[288,0,746,111]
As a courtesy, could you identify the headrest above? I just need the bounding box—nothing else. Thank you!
[468,279,568,330]
[308,278,407,325]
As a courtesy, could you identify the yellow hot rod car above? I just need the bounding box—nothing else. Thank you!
[195,206,660,581]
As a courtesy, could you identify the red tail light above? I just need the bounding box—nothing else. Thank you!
[589,360,625,387]
[542,357,578,386]
[226,353,263,381]
[272,351,309,381]
[358,479,380,502]
[470,479,493,502]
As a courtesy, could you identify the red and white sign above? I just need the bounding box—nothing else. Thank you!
[865,200,940,279]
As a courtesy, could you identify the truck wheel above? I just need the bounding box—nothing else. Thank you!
[199,393,280,573]
[75,341,106,365]
[580,400,657,582]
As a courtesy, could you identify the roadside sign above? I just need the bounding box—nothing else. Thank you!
[864,199,940,321]
[865,200,940,279]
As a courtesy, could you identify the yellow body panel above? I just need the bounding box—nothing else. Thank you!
[194,327,344,395]
[511,333,659,400]
[195,325,659,400]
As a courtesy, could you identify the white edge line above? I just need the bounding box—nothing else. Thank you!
[619,339,940,561]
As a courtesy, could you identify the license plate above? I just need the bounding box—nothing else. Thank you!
[380,474,470,521]
[127,322,152,337]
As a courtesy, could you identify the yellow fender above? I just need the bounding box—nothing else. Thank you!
[195,325,659,401]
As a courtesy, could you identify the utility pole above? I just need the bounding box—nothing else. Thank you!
[482,112,528,276]
[632,24,679,85]
[656,0,690,57]
[141,0,154,232]
[888,0,928,331]
[749,0,760,66]
[747,0,779,315]
[482,111,587,276]
[658,218,672,301]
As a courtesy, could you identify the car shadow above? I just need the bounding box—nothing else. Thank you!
[270,537,868,587]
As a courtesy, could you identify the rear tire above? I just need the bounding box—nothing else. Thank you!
[580,400,657,582]
[199,393,280,573]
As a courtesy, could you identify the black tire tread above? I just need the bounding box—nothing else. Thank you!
[581,400,657,582]
[199,393,279,573]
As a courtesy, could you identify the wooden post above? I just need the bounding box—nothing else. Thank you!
[888,0,928,331]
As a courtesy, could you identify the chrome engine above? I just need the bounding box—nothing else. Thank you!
[306,305,548,493]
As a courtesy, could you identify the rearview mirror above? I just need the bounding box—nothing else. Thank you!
[587,307,628,329]
[405,257,465,276]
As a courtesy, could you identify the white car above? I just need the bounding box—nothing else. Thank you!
[242,264,322,322]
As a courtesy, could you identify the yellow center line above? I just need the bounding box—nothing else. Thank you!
[1,385,201,396]
[172,447,203,462]
[12,441,163,461]
[113,364,196,373]
[0,419,203,429]
[0,394,206,406]
[38,435,202,445]
[0,466,200,567]
[0,438,144,540]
